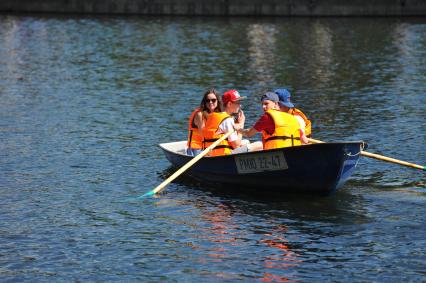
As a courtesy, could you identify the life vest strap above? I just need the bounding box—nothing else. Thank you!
[213,145,233,150]
[203,138,233,150]
[203,138,219,143]
[188,130,194,145]
[265,136,301,142]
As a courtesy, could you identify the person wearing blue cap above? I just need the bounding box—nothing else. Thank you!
[239,92,306,150]
[274,89,312,138]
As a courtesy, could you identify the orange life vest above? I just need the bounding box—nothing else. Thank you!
[187,108,203,150]
[262,109,302,149]
[290,108,312,137]
[202,112,233,156]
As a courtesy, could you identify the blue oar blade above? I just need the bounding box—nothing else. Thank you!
[138,190,155,198]
[124,192,154,202]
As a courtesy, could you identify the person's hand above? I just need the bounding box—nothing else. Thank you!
[300,129,309,144]
[237,110,245,126]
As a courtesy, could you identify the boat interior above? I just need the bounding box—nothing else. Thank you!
[159,141,187,155]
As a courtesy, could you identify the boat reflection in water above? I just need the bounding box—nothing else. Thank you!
[193,202,302,282]
[259,224,302,282]
[158,163,371,282]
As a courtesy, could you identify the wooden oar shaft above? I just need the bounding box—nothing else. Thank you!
[359,151,424,170]
[307,138,325,144]
[148,131,234,196]
[307,138,425,171]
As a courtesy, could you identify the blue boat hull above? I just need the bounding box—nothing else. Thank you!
[160,141,363,195]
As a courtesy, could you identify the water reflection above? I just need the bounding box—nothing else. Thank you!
[172,183,370,282]
[160,166,370,222]
[193,200,302,281]
[303,20,333,88]
[247,23,278,88]
[157,167,372,280]
[200,203,238,248]
[259,224,301,283]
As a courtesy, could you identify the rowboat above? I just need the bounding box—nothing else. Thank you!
[159,141,365,195]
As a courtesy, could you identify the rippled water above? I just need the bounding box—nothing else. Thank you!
[1,15,425,282]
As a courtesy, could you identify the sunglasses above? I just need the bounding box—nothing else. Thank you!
[206,99,217,103]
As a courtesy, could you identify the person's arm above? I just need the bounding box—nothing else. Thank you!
[233,110,245,130]
[299,129,309,144]
[294,116,308,144]
[193,111,204,136]
[239,114,271,138]
[219,118,242,149]
[229,139,241,149]
[239,127,258,138]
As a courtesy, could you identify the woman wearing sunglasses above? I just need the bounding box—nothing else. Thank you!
[186,88,223,156]
[202,89,263,156]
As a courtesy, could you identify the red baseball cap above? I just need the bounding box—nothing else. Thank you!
[222,90,246,105]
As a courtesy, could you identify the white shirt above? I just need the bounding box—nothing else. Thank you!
[217,117,239,142]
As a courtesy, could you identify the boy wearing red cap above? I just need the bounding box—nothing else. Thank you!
[202,90,262,156]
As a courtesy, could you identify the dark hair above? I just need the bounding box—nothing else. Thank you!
[200,88,223,113]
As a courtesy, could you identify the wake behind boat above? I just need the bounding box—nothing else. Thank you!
[159,141,365,195]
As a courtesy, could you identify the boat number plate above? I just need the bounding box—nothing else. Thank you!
[235,151,288,174]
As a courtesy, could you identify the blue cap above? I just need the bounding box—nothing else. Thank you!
[275,88,295,108]
[261,92,279,102]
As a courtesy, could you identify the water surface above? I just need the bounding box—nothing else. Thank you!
[0,15,425,282]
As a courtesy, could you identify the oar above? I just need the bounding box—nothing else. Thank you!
[307,138,425,171]
[140,131,235,198]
